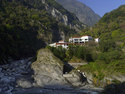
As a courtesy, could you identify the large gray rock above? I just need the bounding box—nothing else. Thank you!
[84,72,93,84]
[31,48,67,87]
[31,49,87,87]
[111,74,125,82]
[63,70,87,87]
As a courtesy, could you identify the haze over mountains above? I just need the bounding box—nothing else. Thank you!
[56,0,101,26]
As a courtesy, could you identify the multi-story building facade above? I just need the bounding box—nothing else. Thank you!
[69,35,93,43]
[49,35,99,49]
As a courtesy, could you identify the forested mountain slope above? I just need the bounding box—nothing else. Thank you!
[88,5,125,50]
[0,0,85,64]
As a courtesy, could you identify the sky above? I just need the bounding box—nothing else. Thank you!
[78,0,125,17]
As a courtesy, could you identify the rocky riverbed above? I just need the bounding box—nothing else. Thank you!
[0,58,101,94]
[0,58,33,94]
[0,49,102,94]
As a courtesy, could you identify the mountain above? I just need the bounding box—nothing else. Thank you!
[89,5,125,44]
[0,0,85,64]
[56,0,101,26]
[95,5,125,52]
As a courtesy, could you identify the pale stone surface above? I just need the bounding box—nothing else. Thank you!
[64,71,87,86]
[111,74,125,82]
[31,48,67,87]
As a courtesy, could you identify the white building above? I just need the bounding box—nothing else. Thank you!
[56,40,68,49]
[49,35,99,49]
[58,40,65,43]
[49,43,56,47]
[69,35,93,43]
[81,35,93,43]
[49,40,68,49]
[69,37,82,43]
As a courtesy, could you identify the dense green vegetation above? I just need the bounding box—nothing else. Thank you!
[77,5,125,86]
[47,42,98,62]
[0,0,82,64]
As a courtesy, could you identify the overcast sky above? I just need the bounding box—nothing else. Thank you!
[78,0,125,17]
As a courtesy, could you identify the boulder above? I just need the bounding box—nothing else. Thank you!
[84,72,93,84]
[64,70,87,87]
[31,48,67,87]
[111,74,125,82]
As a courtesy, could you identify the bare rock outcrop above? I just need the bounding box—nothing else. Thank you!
[31,48,87,87]
[64,70,87,87]
[31,48,67,87]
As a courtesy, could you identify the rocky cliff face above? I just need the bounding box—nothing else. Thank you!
[41,0,85,30]
[56,0,101,26]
